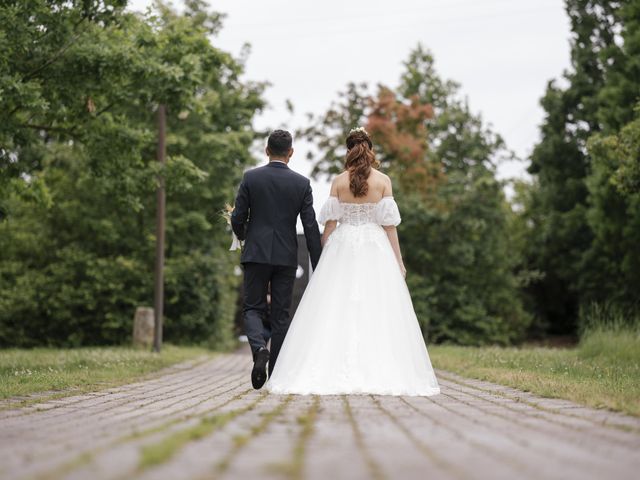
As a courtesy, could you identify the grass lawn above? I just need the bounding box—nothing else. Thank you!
[429,328,640,417]
[0,345,211,404]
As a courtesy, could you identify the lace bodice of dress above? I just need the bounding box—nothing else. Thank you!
[340,203,379,226]
[318,196,401,227]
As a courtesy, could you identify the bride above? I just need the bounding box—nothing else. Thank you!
[266,127,440,396]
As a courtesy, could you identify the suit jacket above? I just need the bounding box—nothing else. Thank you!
[231,162,322,270]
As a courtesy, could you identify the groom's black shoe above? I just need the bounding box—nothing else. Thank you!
[251,347,270,389]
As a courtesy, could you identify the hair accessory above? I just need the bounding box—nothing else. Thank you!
[349,126,369,136]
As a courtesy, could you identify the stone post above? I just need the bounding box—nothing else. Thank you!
[133,307,155,348]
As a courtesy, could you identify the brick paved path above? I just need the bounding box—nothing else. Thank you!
[1,350,639,480]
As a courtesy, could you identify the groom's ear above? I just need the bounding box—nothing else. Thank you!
[287,147,294,159]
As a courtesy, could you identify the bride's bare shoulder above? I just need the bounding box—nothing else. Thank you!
[330,172,348,196]
[331,171,349,187]
[335,171,349,181]
[370,169,392,188]
[370,169,390,180]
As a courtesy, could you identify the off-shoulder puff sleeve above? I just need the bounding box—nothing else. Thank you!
[376,197,401,226]
[318,196,341,226]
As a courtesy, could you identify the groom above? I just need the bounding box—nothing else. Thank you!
[231,130,322,389]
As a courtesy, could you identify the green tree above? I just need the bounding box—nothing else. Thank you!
[524,0,640,333]
[0,0,227,212]
[579,0,640,312]
[595,1,640,131]
[0,1,265,347]
[579,108,640,312]
[396,47,529,345]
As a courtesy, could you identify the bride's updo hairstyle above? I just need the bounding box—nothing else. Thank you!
[345,127,380,197]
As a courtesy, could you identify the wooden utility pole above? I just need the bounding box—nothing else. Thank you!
[153,104,167,352]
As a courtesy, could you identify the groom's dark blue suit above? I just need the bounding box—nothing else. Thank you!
[231,161,322,375]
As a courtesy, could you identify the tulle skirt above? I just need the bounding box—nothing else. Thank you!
[266,223,440,396]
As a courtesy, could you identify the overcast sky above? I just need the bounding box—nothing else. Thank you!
[129,0,572,207]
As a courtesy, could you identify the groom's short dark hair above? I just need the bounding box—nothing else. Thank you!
[267,130,292,157]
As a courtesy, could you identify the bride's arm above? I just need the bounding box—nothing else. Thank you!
[322,220,337,246]
[381,175,406,278]
[383,225,406,278]
[321,179,340,246]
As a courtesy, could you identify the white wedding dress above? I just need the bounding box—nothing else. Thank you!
[266,196,440,396]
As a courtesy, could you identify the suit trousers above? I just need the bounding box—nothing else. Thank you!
[242,262,296,376]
